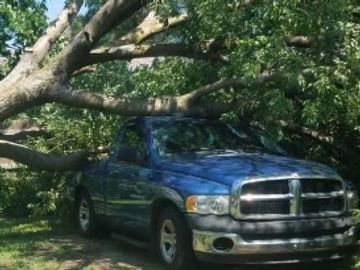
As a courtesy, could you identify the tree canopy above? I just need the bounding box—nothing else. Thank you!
[0,0,359,185]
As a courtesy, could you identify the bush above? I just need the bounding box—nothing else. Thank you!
[0,169,74,219]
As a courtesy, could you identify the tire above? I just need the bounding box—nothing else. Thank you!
[75,190,98,238]
[156,207,198,270]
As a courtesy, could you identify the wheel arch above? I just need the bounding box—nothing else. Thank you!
[150,195,185,236]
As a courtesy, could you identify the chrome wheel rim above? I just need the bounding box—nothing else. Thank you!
[160,219,177,263]
[79,199,90,232]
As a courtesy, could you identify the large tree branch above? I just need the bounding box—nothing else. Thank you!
[54,0,150,75]
[180,78,246,106]
[51,87,199,116]
[116,11,189,46]
[62,3,245,75]
[181,71,278,105]
[50,79,242,117]
[51,74,279,118]
[0,140,89,171]
[1,0,84,86]
[0,130,50,142]
[84,43,223,66]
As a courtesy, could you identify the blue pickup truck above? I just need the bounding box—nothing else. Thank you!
[74,116,358,270]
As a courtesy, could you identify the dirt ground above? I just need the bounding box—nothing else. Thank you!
[32,234,160,270]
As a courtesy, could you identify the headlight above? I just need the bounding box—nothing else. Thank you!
[186,195,229,215]
[346,181,359,210]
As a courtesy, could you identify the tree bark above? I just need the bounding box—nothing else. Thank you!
[0,70,62,122]
[0,131,50,142]
[115,11,189,46]
[53,0,149,75]
[85,43,222,66]
[50,80,240,117]
[0,140,89,171]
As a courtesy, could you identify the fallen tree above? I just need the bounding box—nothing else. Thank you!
[0,0,355,172]
[0,0,257,170]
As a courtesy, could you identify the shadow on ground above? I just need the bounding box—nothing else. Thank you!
[0,218,355,270]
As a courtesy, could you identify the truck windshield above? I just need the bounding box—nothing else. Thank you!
[151,120,281,158]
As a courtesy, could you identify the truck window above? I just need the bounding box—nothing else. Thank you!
[151,120,277,158]
[118,125,148,164]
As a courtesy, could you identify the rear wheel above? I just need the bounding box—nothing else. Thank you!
[75,191,98,237]
[156,207,198,270]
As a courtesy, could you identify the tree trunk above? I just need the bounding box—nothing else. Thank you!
[0,71,62,122]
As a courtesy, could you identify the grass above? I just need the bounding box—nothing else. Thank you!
[0,217,358,270]
[0,218,159,270]
[0,218,61,269]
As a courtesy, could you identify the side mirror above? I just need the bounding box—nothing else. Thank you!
[116,146,146,164]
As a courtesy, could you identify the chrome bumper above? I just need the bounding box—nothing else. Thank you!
[193,226,357,256]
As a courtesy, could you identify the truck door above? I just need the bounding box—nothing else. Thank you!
[105,121,153,238]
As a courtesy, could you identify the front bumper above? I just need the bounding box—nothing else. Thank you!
[187,214,358,264]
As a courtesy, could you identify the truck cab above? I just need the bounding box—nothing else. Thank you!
[74,116,358,270]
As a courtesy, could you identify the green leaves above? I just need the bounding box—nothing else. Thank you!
[0,0,47,53]
[0,0,47,79]
[2,0,360,219]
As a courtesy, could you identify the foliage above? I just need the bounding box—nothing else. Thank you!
[153,0,360,181]
[0,0,360,218]
[0,0,47,68]
[0,169,74,218]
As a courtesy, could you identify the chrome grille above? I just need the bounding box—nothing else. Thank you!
[231,176,346,219]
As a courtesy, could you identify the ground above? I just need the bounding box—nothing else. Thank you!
[0,218,357,270]
[0,218,158,270]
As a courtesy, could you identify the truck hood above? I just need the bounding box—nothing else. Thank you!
[158,152,340,187]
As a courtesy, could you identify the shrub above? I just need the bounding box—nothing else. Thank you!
[0,169,74,220]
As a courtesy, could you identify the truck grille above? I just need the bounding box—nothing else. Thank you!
[233,178,345,219]
[302,198,344,213]
[241,200,290,215]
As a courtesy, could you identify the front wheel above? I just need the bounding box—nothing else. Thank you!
[156,207,198,270]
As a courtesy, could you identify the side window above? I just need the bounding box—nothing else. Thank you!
[116,124,148,165]
[122,126,142,147]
